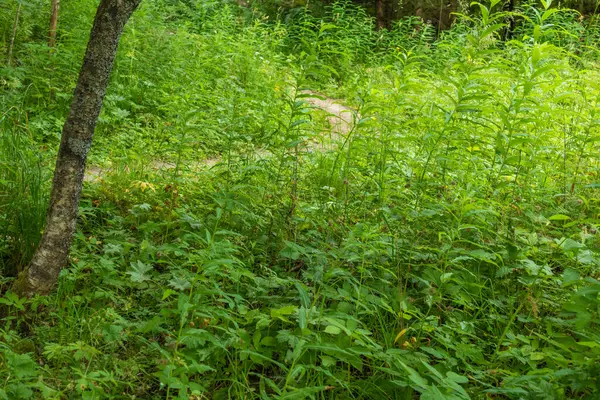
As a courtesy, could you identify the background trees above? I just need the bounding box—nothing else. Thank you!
[49,0,59,47]
[2,0,599,58]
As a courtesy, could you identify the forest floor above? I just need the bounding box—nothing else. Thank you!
[84,92,354,182]
[3,2,599,398]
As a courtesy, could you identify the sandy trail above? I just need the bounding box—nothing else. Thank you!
[303,92,354,135]
[84,93,355,182]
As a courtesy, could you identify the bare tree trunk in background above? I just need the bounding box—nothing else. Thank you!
[49,0,60,47]
[13,0,143,297]
[504,0,516,40]
[385,0,395,29]
[376,0,394,30]
[7,1,21,66]
[446,0,458,30]
[415,0,424,23]
[376,0,386,29]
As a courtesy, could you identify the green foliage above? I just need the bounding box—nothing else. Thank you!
[0,113,49,273]
[1,0,600,399]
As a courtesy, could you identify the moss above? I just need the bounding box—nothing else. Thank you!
[11,270,34,298]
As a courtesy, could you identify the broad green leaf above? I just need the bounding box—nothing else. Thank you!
[446,371,469,384]
[126,260,152,283]
[548,214,570,221]
[562,268,580,287]
[325,325,342,335]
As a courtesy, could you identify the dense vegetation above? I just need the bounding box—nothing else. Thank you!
[1,0,600,398]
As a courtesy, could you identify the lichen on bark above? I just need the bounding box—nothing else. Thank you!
[14,0,143,297]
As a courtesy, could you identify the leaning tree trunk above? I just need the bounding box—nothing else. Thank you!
[14,0,142,297]
[49,0,60,47]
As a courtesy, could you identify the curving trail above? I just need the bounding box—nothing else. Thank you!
[84,93,355,182]
[302,92,354,135]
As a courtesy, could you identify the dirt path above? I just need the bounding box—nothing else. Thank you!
[303,92,354,136]
[84,93,355,182]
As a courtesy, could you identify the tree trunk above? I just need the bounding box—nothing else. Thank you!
[504,0,516,40]
[376,0,386,29]
[13,0,142,297]
[7,1,22,66]
[376,0,394,30]
[49,0,60,47]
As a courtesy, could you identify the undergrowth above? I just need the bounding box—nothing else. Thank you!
[1,0,599,398]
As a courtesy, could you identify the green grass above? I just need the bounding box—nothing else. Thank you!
[0,0,599,399]
[0,111,49,275]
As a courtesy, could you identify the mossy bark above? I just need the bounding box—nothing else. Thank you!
[13,0,142,297]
